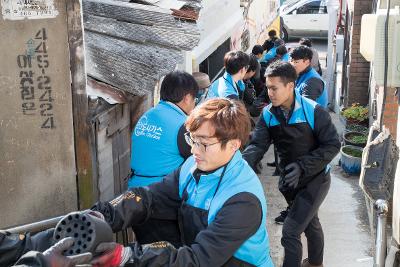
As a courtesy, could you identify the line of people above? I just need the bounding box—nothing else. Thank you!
[1,34,340,267]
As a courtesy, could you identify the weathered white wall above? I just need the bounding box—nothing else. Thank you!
[238,0,279,52]
[0,1,78,228]
[192,0,243,65]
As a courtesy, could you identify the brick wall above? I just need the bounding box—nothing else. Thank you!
[347,0,372,105]
[382,87,398,139]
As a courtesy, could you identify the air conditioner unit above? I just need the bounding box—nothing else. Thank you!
[360,6,400,87]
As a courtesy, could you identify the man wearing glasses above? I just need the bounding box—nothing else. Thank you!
[91,98,274,267]
[205,51,250,100]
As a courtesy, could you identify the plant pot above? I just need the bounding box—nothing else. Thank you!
[343,131,367,147]
[344,124,368,135]
[345,118,369,127]
[340,145,363,175]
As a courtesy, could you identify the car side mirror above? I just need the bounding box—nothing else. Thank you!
[292,9,297,15]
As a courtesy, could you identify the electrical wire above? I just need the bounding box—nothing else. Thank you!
[379,0,391,131]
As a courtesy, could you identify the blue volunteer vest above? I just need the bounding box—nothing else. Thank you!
[262,92,330,182]
[295,67,328,108]
[129,101,186,188]
[206,72,245,99]
[179,152,274,267]
[261,47,277,63]
[281,53,290,62]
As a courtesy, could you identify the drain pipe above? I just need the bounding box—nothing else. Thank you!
[374,199,389,267]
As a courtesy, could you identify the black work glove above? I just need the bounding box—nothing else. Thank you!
[283,162,302,189]
[43,237,92,267]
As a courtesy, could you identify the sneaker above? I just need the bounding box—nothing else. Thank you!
[301,259,323,267]
[274,207,289,224]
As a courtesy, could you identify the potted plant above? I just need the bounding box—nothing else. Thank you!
[340,145,363,175]
[343,131,368,147]
[341,103,369,127]
[345,123,368,134]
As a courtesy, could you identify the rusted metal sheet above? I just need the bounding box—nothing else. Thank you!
[171,6,199,21]
[87,78,128,104]
[0,1,80,228]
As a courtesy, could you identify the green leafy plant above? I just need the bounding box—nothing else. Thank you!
[350,135,367,144]
[342,146,363,158]
[341,103,369,122]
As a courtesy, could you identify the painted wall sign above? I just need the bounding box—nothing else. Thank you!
[17,28,56,128]
[1,0,58,20]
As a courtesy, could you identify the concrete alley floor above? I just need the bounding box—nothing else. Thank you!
[259,112,374,267]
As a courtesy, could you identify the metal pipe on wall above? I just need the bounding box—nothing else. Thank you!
[374,199,389,267]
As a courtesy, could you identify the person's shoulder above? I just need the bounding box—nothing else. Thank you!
[300,94,318,108]
[261,103,274,116]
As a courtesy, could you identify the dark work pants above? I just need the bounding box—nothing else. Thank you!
[281,172,331,267]
[133,218,182,248]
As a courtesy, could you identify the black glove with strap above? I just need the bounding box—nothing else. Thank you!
[283,162,303,189]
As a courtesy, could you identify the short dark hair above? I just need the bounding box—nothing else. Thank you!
[186,98,251,149]
[247,54,259,72]
[299,38,312,47]
[274,38,285,47]
[252,45,264,56]
[268,29,277,38]
[290,46,313,61]
[276,45,288,56]
[224,51,250,75]
[265,61,297,85]
[160,71,199,103]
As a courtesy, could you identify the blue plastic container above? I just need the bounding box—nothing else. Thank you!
[340,145,363,175]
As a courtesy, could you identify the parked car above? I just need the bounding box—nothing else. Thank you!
[280,0,329,41]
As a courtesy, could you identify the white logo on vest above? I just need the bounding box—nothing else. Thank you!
[135,116,163,140]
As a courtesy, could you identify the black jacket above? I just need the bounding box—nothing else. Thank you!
[92,161,264,267]
[243,92,340,197]
[0,229,54,267]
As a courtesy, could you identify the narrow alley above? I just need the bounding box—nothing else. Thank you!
[262,40,374,266]
[261,114,374,266]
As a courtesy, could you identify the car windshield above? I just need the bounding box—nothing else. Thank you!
[281,0,300,11]
[281,0,327,12]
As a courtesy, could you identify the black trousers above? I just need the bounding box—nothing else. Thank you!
[281,171,331,267]
[133,218,182,248]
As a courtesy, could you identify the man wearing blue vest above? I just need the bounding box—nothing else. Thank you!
[261,39,285,65]
[129,70,199,246]
[129,71,198,188]
[276,45,290,62]
[91,98,274,267]
[206,51,250,100]
[290,46,328,108]
[243,62,340,267]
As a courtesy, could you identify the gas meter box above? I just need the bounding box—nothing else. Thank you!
[0,1,81,228]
